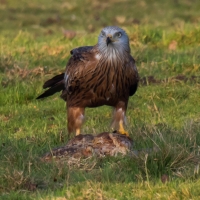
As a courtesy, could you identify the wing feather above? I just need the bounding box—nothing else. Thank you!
[64,46,98,96]
[36,74,65,99]
[126,56,139,96]
[43,73,65,89]
[36,46,95,100]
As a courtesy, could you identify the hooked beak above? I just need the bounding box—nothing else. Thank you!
[106,37,112,46]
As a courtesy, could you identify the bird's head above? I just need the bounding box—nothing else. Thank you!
[97,26,130,59]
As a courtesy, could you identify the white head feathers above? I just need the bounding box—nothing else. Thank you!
[97,26,130,63]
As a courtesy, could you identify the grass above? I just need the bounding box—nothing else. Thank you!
[0,0,200,199]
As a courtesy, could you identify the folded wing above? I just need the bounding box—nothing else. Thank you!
[36,46,95,100]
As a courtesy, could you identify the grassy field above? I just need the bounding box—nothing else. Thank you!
[1,0,200,199]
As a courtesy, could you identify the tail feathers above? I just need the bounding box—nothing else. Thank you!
[43,73,65,89]
[36,73,65,99]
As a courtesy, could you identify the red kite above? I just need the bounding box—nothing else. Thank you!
[37,26,139,136]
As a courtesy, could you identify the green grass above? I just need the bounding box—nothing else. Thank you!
[1,0,200,199]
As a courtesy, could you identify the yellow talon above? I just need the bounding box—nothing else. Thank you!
[76,128,81,136]
[118,121,129,136]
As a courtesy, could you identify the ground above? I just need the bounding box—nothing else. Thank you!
[0,0,200,199]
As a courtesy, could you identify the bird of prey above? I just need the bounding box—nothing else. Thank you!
[37,26,139,136]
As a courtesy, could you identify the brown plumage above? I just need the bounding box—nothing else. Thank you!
[37,26,139,136]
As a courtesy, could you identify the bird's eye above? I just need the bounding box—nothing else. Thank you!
[117,32,122,38]
[101,31,105,37]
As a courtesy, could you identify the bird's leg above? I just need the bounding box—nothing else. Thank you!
[111,101,129,136]
[67,106,85,136]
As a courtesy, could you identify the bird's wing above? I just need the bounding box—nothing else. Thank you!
[36,73,65,99]
[36,46,95,100]
[70,46,93,56]
[125,56,139,96]
[43,73,65,89]
[62,46,98,98]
